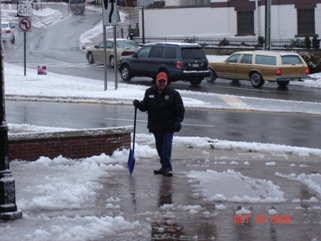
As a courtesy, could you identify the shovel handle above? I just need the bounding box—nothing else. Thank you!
[133,107,137,152]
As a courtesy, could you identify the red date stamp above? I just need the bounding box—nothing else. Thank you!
[233,214,291,225]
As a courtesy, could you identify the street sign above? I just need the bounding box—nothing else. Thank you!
[102,0,118,26]
[19,17,31,32]
[17,2,33,17]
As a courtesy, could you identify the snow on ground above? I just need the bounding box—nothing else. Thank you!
[1,5,321,241]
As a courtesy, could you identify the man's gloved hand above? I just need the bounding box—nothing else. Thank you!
[173,121,182,132]
[133,99,144,111]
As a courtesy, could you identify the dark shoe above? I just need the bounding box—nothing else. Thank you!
[153,168,164,175]
[163,169,173,177]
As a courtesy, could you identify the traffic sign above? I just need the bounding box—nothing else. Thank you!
[17,2,33,17]
[102,0,118,26]
[19,17,32,32]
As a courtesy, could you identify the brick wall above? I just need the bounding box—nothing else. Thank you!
[8,127,132,161]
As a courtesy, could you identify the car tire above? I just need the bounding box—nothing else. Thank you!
[109,56,115,68]
[206,67,217,82]
[250,72,264,87]
[120,65,132,81]
[189,78,202,86]
[277,80,289,87]
[87,52,95,64]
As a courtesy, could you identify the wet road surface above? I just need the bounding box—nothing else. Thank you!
[6,100,321,149]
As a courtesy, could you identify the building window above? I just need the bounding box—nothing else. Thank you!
[237,11,254,36]
[297,9,315,36]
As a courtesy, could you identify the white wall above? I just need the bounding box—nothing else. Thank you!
[140,8,230,37]
[210,0,228,2]
[316,4,321,36]
[273,5,297,38]
[140,4,321,39]
[164,0,213,6]
[164,0,180,7]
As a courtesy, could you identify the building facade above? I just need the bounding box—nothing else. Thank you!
[138,0,321,39]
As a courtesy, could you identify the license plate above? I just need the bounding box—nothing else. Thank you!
[192,64,199,68]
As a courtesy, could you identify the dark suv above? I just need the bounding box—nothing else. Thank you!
[118,42,209,86]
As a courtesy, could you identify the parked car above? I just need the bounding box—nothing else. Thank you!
[118,42,209,86]
[1,21,15,44]
[207,50,310,88]
[68,0,85,14]
[86,39,140,68]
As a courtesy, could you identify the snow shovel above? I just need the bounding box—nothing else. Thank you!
[128,107,137,176]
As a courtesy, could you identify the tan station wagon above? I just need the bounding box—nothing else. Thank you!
[86,39,140,68]
[207,51,310,87]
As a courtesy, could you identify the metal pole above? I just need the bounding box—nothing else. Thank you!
[142,7,145,44]
[255,0,260,36]
[0,5,22,221]
[113,26,118,90]
[24,32,26,75]
[265,0,271,50]
[103,26,107,91]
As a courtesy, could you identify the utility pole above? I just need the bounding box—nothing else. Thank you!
[264,0,271,50]
[0,3,22,221]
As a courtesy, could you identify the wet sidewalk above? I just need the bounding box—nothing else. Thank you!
[4,127,321,240]
[100,147,321,241]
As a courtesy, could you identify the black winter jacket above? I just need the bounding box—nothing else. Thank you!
[139,86,185,132]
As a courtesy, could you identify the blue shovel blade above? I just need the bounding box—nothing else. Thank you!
[128,149,135,176]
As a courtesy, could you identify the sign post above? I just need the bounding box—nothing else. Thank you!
[17,1,33,76]
[102,0,118,90]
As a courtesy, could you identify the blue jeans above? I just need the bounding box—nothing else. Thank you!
[153,132,174,171]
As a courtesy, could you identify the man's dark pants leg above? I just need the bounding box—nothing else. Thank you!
[153,132,174,171]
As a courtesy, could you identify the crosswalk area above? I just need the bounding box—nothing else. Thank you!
[219,95,249,108]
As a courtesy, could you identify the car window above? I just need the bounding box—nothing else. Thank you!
[69,0,83,3]
[255,55,276,65]
[281,55,303,64]
[181,48,206,59]
[117,41,139,49]
[1,24,9,28]
[226,54,241,63]
[137,46,152,58]
[164,47,177,59]
[240,54,252,64]
[148,46,164,58]
[106,41,113,49]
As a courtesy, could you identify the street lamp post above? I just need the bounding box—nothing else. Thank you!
[0,4,22,221]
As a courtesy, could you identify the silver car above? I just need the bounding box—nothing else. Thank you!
[86,39,140,68]
[68,0,85,14]
[1,22,15,44]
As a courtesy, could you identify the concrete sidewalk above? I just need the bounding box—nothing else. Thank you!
[102,148,321,240]
[8,144,321,241]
